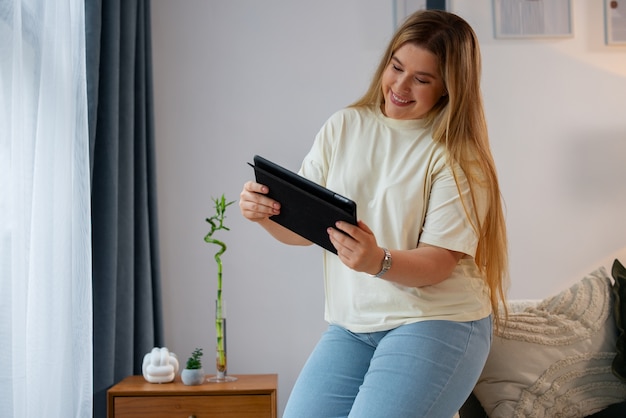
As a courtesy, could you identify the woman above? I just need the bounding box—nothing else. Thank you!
[239,10,508,418]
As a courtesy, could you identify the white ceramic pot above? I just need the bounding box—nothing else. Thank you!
[181,368,205,385]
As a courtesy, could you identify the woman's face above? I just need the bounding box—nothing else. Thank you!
[381,43,446,120]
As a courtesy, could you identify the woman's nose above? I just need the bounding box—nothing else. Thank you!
[396,74,411,92]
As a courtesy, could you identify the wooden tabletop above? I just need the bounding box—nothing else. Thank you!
[108,374,278,396]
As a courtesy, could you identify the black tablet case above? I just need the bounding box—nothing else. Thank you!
[249,155,357,254]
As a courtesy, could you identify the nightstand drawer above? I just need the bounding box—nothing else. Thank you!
[114,394,272,418]
[107,375,277,418]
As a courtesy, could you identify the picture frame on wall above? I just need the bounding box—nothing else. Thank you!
[493,0,573,39]
[393,0,447,29]
[605,0,626,45]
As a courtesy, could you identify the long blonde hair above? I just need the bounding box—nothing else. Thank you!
[352,10,509,327]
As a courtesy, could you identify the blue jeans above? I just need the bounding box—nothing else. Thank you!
[283,317,492,418]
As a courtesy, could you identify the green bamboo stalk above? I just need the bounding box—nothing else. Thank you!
[204,194,234,374]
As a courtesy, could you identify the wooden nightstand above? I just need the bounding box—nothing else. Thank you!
[107,374,277,418]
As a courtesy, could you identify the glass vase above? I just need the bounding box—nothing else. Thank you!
[208,299,237,382]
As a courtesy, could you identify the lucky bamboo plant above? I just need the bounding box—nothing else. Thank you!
[204,194,235,380]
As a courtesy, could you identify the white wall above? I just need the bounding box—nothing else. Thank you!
[151,1,626,415]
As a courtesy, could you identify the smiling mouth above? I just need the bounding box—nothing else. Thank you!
[390,91,412,105]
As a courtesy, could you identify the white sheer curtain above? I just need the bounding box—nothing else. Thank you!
[0,0,93,417]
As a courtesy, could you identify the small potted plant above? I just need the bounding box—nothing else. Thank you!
[181,347,205,385]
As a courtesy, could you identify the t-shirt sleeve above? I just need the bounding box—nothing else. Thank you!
[297,111,344,186]
[419,160,487,258]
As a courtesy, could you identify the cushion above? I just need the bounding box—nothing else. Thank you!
[459,393,626,418]
[473,267,626,418]
[612,259,626,382]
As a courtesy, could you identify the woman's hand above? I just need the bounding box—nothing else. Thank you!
[239,181,312,246]
[327,220,383,275]
[329,220,464,286]
[239,181,280,222]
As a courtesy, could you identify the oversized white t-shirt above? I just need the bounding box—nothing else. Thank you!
[298,106,492,333]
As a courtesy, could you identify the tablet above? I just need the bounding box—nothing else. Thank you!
[249,155,357,254]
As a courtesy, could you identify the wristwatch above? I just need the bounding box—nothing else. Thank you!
[372,247,392,278]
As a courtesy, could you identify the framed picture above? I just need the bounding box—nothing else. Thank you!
[605,0,626,45]
[493,0,573,39]
[393,0,447,29]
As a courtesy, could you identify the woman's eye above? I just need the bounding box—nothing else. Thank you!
[415,77,428,84]
[392,64,402,72]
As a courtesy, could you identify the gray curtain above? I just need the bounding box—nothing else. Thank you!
[85,1,164,417]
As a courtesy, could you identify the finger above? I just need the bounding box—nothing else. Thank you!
[327,228,340,251]
[334,221,357,237]
[240,181,275,207]
[327,227,354,254]
[240,198,279,217]
[239,181,280,219]
[335,221,372,248]
[243,180,269,195]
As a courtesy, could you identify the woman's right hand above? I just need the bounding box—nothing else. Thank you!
[239,181,281,222]
[239,180,312,247]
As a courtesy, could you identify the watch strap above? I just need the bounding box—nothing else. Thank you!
[372,247,392,278]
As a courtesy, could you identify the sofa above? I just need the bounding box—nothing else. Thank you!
[458,247,626,418]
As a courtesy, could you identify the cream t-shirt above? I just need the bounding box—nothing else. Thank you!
[299,106,491,333]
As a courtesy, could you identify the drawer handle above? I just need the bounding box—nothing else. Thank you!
[189,416,196,418]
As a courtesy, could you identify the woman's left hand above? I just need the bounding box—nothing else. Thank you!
[327,220,384,275]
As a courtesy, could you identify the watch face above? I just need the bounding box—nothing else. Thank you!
[382,249,392,269]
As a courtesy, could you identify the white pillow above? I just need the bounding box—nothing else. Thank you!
[474,267,626,418]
